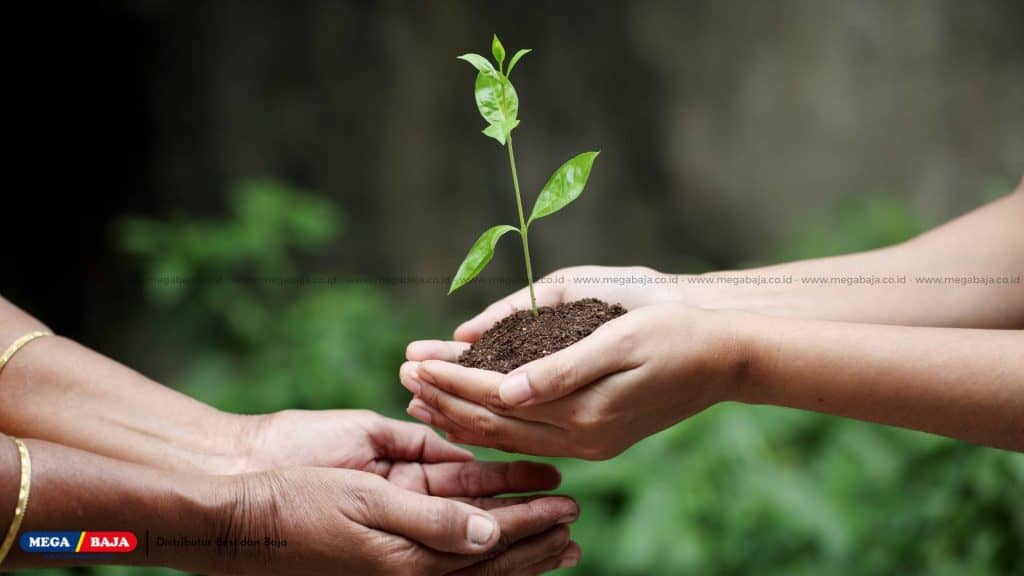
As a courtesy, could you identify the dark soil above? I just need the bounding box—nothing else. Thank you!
[458,298,627,373]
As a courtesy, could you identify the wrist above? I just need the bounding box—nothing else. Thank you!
[194,411,262,475]
[172,472,281,575]
[145,473,235,572]
[681,271,800,317]
[702,308,771,405]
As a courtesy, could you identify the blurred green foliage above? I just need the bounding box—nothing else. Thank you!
[118,180,416,416]
[41,184,1022,576]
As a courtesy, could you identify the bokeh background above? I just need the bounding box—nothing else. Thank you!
[8,1,1023,575]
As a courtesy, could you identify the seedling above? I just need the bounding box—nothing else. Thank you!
[449,34,599,316]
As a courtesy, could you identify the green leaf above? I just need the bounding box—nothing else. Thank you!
[528,151,600,225]
[449,225,519,294]
[457,53,498,77]
[507,48,531,75]
[482,119,520,145]
[473,71,519,145]
[491,35,506,69]
[482,123,505,144]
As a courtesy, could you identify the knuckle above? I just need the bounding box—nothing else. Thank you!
[470,413,502,438]
[381,541,424,575]
[343,482,375,520]
[569,407,603,431]
[419,384,442,408]
[457,464,485,495]
[543,526,571,555]
[482,390,512,415]
[546,360,580,395]
[436,500,462,538]
[568,394,612,431]
[614,324,643,363]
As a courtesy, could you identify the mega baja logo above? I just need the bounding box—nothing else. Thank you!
[20,531,137,554]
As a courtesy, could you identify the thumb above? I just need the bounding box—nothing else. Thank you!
[366,417,474,463]
[357,477,501,554]
[498,317,629,407]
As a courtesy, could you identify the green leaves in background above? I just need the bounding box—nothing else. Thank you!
[448,224,519,294]
[120,180,339,304]
[119,181,416,417]
[458,34,522,146]
[528,151,599,225]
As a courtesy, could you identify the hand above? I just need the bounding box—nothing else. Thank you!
[221,466,581,575]
[402,304,746,459]
[239,408,569,498]
[433,265,681,344]
[240,408,480,472]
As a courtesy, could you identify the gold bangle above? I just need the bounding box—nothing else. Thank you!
[0,331,52,376]
[0,437,32,565]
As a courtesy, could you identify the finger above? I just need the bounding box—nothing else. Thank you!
[530,541,581,573]
[453,283,563,343]
[414,461,562,497]
[452,495,543,509]
[517,541,582,576]
[368,415,474,463]
[408,396,471,435]
[411,380,566,456]
[450,526,570,576]
[494,316,633,407]
[415,360,585,428]
[400,361,425,395]
[487,496,580,540]
[556,541,583,570]
[424,496,580,574]
[361,478,501,554]
[406,340,472,362]
[417,360,507,413]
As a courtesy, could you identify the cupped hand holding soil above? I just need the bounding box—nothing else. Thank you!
[403,303,744,460]
[458,299,626,374]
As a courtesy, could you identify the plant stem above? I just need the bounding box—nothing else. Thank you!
[507,133,538,315]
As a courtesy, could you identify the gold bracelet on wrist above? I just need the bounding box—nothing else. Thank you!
[0,437,32,565]
[0,330,52,376]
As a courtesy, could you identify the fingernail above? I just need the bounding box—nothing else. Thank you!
[407,400,432,425]
[498,372,532,406]
[557,513,578,524]
[559,556,579,568]
[466,515,495,545]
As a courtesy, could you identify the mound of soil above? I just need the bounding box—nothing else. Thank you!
[458,298,627,373]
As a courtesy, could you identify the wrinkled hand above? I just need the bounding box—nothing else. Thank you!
[403,304,745,459]
[445,265,681,343]
[241,408,481,473]
[225,466,581,575]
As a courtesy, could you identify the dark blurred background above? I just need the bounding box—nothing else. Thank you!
[7,1,1023,575]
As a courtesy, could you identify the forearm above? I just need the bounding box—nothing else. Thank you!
[732,313,1024,451]
[1,435,234,571]
[0,297,249,474]
[685,187,1024,328]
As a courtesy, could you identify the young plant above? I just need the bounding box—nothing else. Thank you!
[448,34,599,316]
